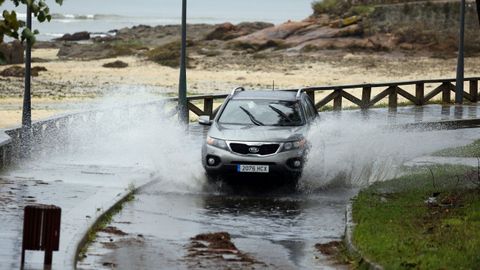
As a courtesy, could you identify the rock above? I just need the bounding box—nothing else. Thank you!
[205,22,274,40]
[230,21,313,50]
[205,22,236,40]
[234,21,313,44]
[0,41,24,65]
[0,66,47,77]
[55,31,91,41]
[102,60,129,68]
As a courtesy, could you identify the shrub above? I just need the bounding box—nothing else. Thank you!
[312,0,351,16]
[146,40,193,68]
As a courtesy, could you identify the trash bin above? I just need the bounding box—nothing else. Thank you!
[21,204,61,266]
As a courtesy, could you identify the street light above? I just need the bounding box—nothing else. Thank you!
[178,0,188,123]
[21,4,33,154]
[455,0,466,104]
[22,5,32,129]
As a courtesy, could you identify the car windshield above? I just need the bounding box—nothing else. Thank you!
[218,99,304,126]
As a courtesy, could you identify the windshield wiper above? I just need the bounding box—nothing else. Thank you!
[268,105,293,123]
[239,106,264,126]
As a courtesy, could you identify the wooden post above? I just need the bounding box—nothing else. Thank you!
[333,89,342,110]
[388,86,398,108]
[442,82,451,103]
[204,97,214,119]
[44,250,53,265]
[415,82,425,105]
[307,91,315,103]
[361,86,371,109]
[470,79,478,102]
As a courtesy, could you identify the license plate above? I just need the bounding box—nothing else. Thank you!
[237,165,269,173]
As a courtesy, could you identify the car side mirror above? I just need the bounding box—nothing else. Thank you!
[198,115,212,126]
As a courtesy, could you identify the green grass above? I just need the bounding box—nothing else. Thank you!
[77,188,136,260]
[352,165,480,269]
[434,139,480,158]
[349,5,375,16]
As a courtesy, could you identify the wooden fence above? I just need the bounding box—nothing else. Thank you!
[0,77,479,169]
[175,77,480,120]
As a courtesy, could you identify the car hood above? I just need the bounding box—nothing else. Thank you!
[208,123,306,142]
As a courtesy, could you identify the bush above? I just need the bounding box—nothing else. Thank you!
[146,40,193,68]
[312,0,351,15]
[107,40,147,57]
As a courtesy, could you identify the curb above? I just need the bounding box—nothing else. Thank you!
[72,177,159,269]
[344,200,384,270]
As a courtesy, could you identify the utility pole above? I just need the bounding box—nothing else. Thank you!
[455,0,466,104]
[178,0,188,123]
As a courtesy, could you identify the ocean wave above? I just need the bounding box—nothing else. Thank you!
[51,13,124,20]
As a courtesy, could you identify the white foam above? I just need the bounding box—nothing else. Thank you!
[300,114,480,190]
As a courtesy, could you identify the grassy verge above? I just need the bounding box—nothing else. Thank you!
[77,187,136,260]
[352,165,480,269]
[434,139,480,158]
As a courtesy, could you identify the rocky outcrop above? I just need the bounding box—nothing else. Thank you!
[114,24,217,46]
[0,66,47,77]
[55,31,90,41]
[0,41,24,65]
[102,60,128,68]
[230,18,364,51]
[205,22,274,40]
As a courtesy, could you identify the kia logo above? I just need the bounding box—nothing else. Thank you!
[249,147,260,153]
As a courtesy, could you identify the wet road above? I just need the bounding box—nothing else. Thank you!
[76,104,480,270]
[3,101,480,269]
[78,184,357,270]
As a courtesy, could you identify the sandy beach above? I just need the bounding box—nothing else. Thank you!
[1,46,480,128]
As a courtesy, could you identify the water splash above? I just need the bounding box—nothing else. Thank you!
[300,113,479,191]
[37,88,207,193]
[31,90,480,193]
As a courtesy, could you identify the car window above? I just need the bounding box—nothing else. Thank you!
[218,99,304,126]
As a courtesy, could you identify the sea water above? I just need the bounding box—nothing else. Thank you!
[4,0,314,40]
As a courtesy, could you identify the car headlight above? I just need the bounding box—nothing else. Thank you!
[282,138,306,152]
[206,136,228,150]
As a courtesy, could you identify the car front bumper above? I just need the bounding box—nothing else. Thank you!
[202,143,306,177]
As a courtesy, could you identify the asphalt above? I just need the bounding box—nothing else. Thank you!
[1,103,480,269]
[0,162,155,270]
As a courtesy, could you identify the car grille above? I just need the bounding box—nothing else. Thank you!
[229,143,280,155]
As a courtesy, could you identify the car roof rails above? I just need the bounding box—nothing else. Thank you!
[296,87,307,99]
[230,86,245,96]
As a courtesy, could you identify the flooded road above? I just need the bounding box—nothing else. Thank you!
[3,95,480,270]
[73,103,480,270]
[78,184,357,270]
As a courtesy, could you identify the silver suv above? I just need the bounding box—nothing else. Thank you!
[200,87,318,181]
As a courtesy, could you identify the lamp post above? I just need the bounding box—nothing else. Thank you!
[22,5,32,129]
[178,0,188,123]
[21,4,32,154]
[455,0,466,104]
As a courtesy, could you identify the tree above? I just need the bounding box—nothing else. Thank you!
[0,0,62,47]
